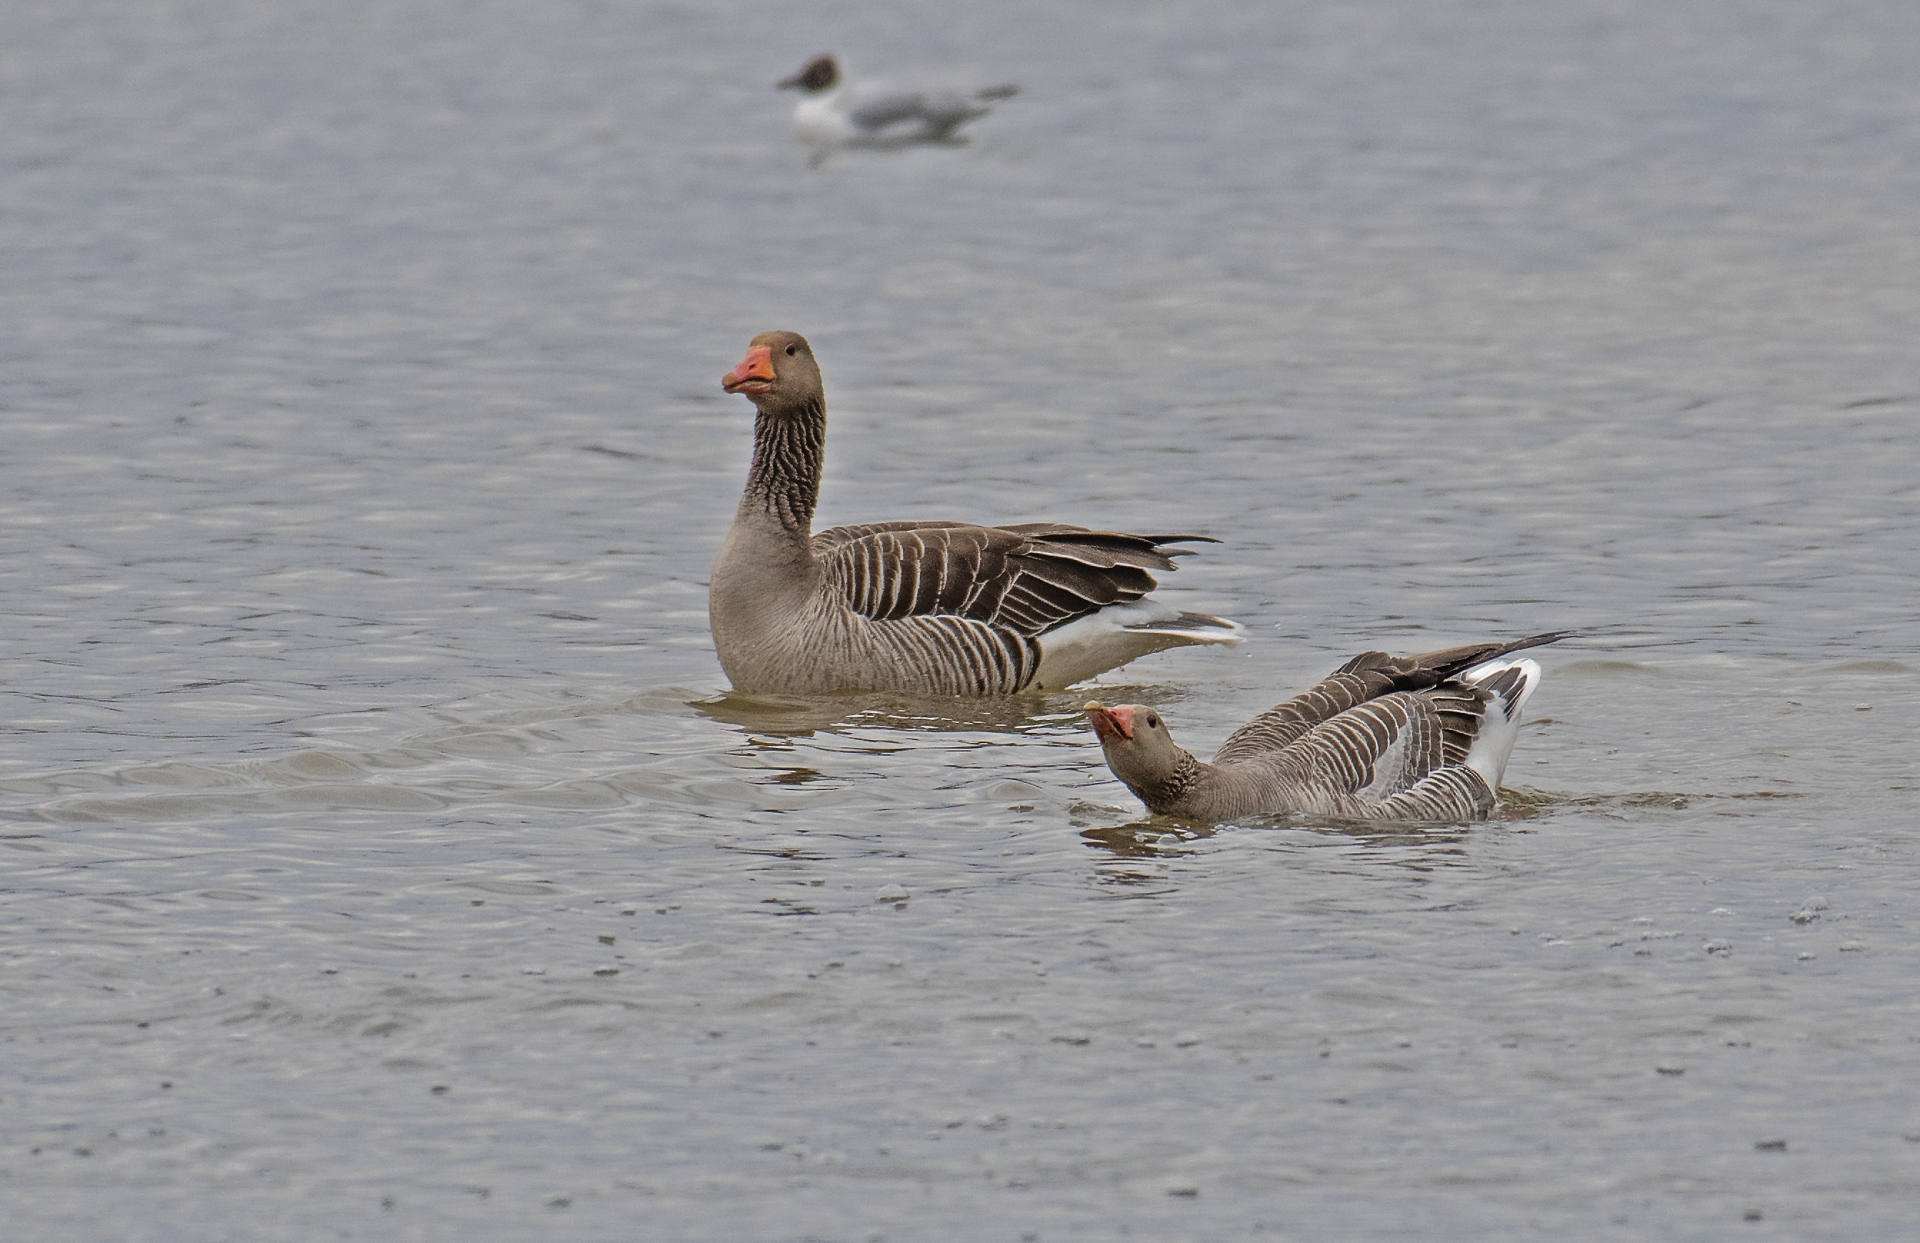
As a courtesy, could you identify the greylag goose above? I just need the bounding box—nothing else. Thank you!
[1085,633,1563,823]
[778,54,1018,149]
[710,331,1241,696]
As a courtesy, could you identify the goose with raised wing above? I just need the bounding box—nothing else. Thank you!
[1085,633,1563,823]
[778,54,1018,150]
[710,331,1241,696]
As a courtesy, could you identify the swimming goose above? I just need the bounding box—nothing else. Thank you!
[1085,633,1563,823]
[710,331,1241,696]
[778,54,1018,149]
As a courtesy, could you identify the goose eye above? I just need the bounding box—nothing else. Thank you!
[1145,713,1160,728]
[785,344,797,356]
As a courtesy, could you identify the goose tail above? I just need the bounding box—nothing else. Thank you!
[1460,657,1544,792]
[1031,603,1243,690]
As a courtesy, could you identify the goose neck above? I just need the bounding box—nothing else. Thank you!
[742,400,825,535]
[1135,749,1208,815]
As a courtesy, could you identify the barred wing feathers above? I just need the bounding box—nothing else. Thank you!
[1212,632,1563,765]
[815,521,1210,637]
[1277,687,1491,809]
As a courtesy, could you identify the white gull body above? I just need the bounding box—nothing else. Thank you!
[778,54,1017,150]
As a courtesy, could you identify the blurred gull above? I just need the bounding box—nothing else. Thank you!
[777,54,1017,154]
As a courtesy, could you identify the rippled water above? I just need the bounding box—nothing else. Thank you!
[4,1,1919,1238]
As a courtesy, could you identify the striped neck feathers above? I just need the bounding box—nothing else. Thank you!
[744,398,825,533]
[1129,749,1206,815]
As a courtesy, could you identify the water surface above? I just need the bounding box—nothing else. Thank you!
[3,1,1918,1239]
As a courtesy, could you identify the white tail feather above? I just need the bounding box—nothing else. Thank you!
[1460,657,1542,791]
[1032,602,1243,690]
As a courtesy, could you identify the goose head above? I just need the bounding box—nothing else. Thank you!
[778,55,839,94]
[1084,701,1186,789]
[722,330,823,410]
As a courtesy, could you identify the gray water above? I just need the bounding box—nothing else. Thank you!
[4,1,1918,1239]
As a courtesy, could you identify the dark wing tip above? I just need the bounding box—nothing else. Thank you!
[1503,631,1573,655]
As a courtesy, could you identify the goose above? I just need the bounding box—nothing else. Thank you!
[1084,633,1564,823]
[777,54,1018,150]
[710,331,1242,696]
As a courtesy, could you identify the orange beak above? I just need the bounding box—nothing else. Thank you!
[722,345,776,395]
[1084,701,1135,743]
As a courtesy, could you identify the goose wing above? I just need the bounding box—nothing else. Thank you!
[815,521,1209,637]
[1261,684,1490,800]
[1212,632,1564,764]
[1277,683,1528,822]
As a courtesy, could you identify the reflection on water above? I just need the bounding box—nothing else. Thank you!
[1080,818,1217,860]
[687,688,1085,739]
[1080,812,1472,859]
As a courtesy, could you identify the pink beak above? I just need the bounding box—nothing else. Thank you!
[722,345,776,395]
[1085,701,1135,743]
